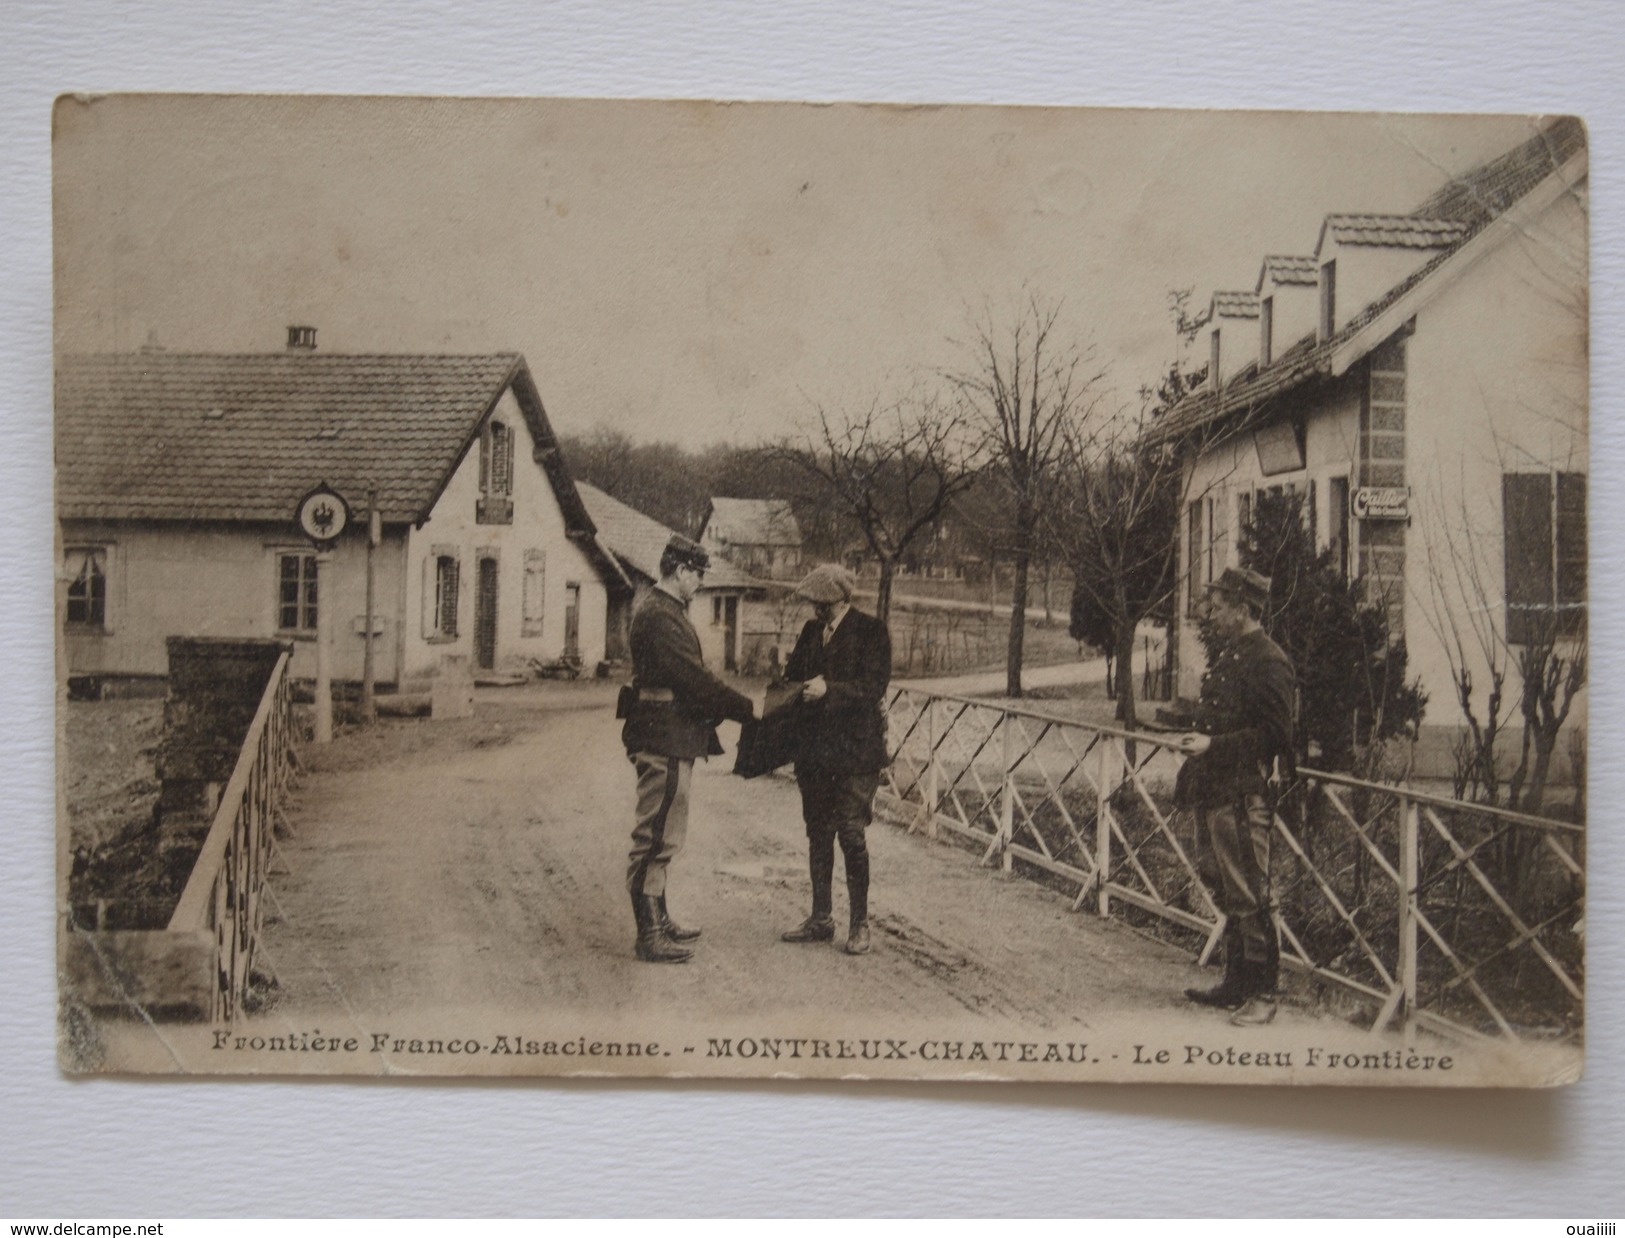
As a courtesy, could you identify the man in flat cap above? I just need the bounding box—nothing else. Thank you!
[1174,565,1296,1025]
[620,534,757,963]
[779,563,892,955]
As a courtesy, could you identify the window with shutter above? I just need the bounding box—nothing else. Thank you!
[1556,472,1586,636]
[1328,476,1350,581]
[476,420,515,523]
[1186,499,1203,617]
[522,549,546,637]
[425,551,461,640]
[1504,471,1586,644]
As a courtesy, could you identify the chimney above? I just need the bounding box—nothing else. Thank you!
[286,325,318,352]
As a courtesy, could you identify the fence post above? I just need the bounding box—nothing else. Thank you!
[999,711,1014,873]
[1397,792,1419,1037]
[925,697,938,826]
[1095,736,1116,916]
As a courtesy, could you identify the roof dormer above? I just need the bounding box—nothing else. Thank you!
[1206,290,1259,389]
[1311,214,1467,338]
[1254,255,1318,366]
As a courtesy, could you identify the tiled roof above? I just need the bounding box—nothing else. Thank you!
[1148,116,1584,447]
[1411,115,1587,224]
[55,350,582,525]
[702,496,803,547]
[1212,290,1260,318]
[1322,214,1469,248]
[577,482,757,590]
[1258,255,1318,288]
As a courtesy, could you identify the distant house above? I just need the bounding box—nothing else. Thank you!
[698,497,803,582]
[56,341,626,690]
[1148,118,1588,775]
[576,482,757,673]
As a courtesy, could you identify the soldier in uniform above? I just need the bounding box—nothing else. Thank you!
[778,563,892,956]
[1174,565,1296,1026]
[621,534,757,964]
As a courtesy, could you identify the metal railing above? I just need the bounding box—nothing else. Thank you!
[878,685,1584,1043]
[168,651,295,1021]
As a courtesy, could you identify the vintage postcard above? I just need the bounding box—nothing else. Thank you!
[54,96,1587,1086]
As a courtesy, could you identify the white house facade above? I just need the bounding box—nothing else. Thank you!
[1151,118,1587,778]
[57,344,624,691]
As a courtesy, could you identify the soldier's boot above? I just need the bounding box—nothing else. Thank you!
[657,894,702,943]
[783,843,837,942]
[633,894,693,964]
[1185,926,1246,1009]
[1228,956,1279,1027]
[843,845,871,956]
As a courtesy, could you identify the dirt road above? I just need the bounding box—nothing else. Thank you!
[239,681,1565,1087]
[257,683,1197,1029]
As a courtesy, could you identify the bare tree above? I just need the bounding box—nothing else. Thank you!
[773,389,984,624]
[1417,456,1586,817]
[1049,413,1183,729]
[946,293,1109,696]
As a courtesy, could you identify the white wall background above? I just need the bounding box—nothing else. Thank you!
[5,0,1623,1217]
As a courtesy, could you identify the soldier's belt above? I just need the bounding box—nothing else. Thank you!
[637,687,676,703]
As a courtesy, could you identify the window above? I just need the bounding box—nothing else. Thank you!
[712,596,724,625]
[276,551,318,633]
[1196,500,1222,614]
[424,552,460,639]
[477,419,516,524]
[1186,499,1204,616]
[1206,495,1220,582]
[1319,260,1337,340]
[1210,328,1221,389]
[1237,491,1252,552]
[1328,475,1350,580]
[1504,472,1586,644]
[522,549,546,638]
[64,546,108,628]
[1260,296,1274,367]
[489,422,513,495]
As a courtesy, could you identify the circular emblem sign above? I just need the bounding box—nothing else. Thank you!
[295,482,351,549]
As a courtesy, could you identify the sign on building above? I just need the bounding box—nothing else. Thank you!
[1353,486,1409,520]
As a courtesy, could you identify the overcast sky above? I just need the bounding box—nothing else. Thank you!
[54,96,1540,447]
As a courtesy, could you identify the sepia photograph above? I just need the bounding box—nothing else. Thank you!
[53,95,1587,1087]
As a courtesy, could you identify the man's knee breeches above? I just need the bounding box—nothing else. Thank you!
[798,768,878,849]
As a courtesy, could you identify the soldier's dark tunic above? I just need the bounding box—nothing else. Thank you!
[1175,626,1296,968]
[621,587,754,898]
[783,606,891,928]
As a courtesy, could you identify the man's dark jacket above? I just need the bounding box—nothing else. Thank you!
[784,607,892,773]
[1174,626,1295,809]
[621,588,755,760]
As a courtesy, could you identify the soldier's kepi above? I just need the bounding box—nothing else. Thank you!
[1173,565,1296,1026]
[620,534,757,963]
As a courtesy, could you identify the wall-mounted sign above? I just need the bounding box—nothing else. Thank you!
[1353,486,1409,520]
[1252,420,1306,476]
[295,481,351,550]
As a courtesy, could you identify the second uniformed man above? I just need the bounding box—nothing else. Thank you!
[621,535,757,964]
[1174,565,1296,1026]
